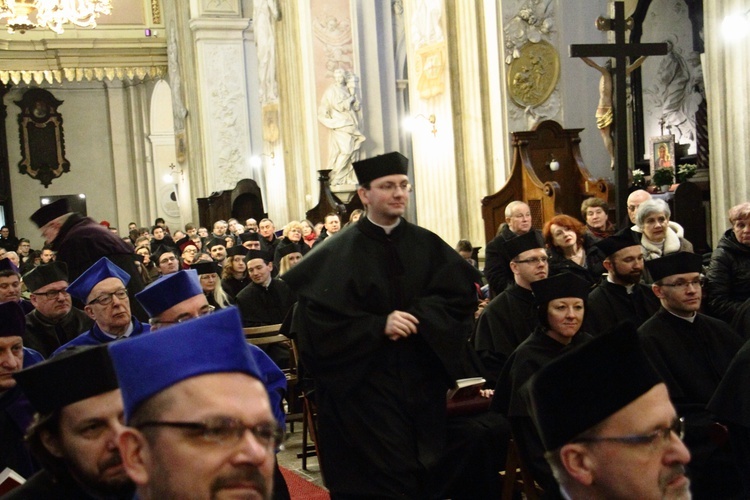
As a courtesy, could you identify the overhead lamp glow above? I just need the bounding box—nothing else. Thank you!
[0,0,113,34]
[722,11,750,41]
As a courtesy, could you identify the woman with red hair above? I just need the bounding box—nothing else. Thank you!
[543,214,603,285]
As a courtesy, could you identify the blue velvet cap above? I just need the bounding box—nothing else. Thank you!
[66,257,131,303]
[109,306,262,422]
[135,269,202,318]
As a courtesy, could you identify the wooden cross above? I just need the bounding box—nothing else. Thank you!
[570,1,668,225]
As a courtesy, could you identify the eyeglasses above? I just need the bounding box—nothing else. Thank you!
[573,417,684,447]
[372,182,412,193]
[148,305,215,327]
[660,277,705,290]
[32,288,70,300]
[137,416,284,451]
[87,288,128,306]
[514,257,548,265]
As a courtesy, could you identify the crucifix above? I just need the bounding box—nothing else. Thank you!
[570,1,668,225]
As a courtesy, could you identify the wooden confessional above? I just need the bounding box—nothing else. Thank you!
[481,120,614,244]
[197,178,266,229]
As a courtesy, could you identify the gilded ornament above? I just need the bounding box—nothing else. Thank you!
[507,40,560,108]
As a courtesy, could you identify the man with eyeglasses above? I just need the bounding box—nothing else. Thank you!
[51,258,150,357]
[529,321,692,500]
[474,230,548,386]
[586,229,660,333]
[153,247,180,276]
[111,307,279,500]
[484,200,543,297]
[283,152,483,498]
[23,262,93,358]
[8,345,134,499]
[638,252,744,498]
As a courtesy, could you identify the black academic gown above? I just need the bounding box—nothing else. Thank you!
[639,309,744,500]
[282,216,482,499]
[3,468,134,500]
[24,307,94,358]
[221,275,251,300]
[473,283,539,386]
[709,339,750,499]
[585,278,660,334]
[492,327,592,499]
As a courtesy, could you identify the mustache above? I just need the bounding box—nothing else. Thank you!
[211,467,269,497]
[660,465,688,490]
[98,451,123,472]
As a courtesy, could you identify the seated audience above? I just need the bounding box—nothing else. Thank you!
[9,345,134,498]
[152,247,180,276]
[543,214,604,286]
[23,262,93,357]
[706,202,750,323]
[528,321,692,500]
[580,197,614,238]
[52,258,150,356]
[0,225,19,252]
[190,261,232,310]
[455,239,478,268]
[276,244,303,276]
[0,259,34,313]
[134,246,159,283]
[300,219,317,250]
[634,198,693,264]
[639,252,743,498]
[314,213,341,246]
[221,246,251,299]
[492,272,592,495]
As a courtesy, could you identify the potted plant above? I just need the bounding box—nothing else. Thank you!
[676,163,697,183]
[652,167,674,192]
[632,169,647,189]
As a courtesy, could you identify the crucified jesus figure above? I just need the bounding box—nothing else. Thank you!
[582,56,646,170]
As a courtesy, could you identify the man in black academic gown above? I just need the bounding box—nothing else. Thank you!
[7,346,134,499]
[474,230,548,386]
[483,201,542,296]
[283,152,482,499]
[23,262,93,358]
[586,229,660,333]
[639,252,744,499]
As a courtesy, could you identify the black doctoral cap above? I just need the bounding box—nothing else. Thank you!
[23,261,69,293]
[245,250,272,264]
[239,232,261,243]
[529,321,663,451]
[205,238,226,251]
[530,272,590,305]
[227,246,249,258]
[0,258,19,275]
[277,243,302,258]
[353,152,409,186]
[190,261,220,275]
[0,301,25,338]
[645,251,703,283]
[595,229,641,258]
[30,199,70,228]
[503,231,545,260]
[14,345,120,415]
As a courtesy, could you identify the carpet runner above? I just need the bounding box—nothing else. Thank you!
[279,465,330,500]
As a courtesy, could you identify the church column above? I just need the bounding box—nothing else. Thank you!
[188,1,254,194]
[104,79,140,229]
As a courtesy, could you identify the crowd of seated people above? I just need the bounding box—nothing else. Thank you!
[4,186,750,500]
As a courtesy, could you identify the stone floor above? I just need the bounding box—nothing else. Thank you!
[277,420,326,489]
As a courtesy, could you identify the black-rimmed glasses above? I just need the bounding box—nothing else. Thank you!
[572,417,684,447]
[137,416,284,450]
[87,288,128,306]
[31,288,70,300]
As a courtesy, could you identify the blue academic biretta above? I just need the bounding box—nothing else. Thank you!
[67,257,131,303]
[109,306,262,422]
[135,269,202,318]
[0,301,26,337]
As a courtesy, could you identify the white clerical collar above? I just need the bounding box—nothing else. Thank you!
[367,215,401,235]
[100,320,134,340]
[666,309,697,323]
[606,275,635,294]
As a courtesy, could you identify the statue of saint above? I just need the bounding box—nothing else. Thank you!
[254,0,281,104]
[318,69,366,186]
[582,56,645,169]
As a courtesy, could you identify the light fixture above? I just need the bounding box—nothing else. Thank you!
[722,10,750,41]
[249,151,275,168]
[0,0,113,34]
[163,163,183,184]
[403,114,437,137]
[547,154,560,172]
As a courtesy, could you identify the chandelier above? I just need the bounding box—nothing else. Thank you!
[0,0,112,34]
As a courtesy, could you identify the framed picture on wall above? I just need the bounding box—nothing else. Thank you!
[649,135,676,172]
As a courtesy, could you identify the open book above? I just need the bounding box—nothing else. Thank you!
[446,377,486,401]
[0,467,26,496]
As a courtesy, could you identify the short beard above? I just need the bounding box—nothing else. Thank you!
[613,267,642,286]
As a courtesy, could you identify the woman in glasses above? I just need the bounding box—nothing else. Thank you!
[543,214,604,286]
[492,273,592,497]
[190,261,232,310]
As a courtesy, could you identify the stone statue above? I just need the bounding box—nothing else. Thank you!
[318,68,366,186]
[254,0,281,104]
[582,56,645,169]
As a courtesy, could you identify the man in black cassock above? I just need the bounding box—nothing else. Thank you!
[473,230,548,385]
[639,252,744,499]
[283,152,482,499]
[585,229,659,334]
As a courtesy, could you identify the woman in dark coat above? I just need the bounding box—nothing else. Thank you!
[543,214,604,286]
